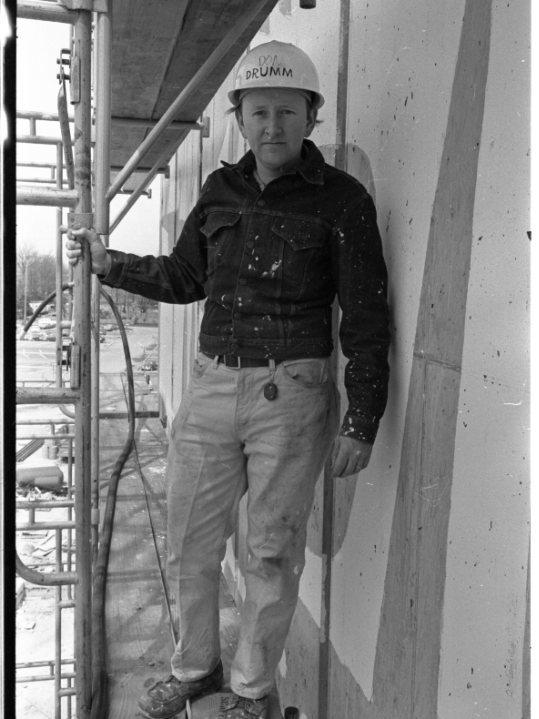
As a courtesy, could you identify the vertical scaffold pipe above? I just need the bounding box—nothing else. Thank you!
[55,142,64,387]
[91,12,112,713]
[91,0,111,578]
[71,9,93,719]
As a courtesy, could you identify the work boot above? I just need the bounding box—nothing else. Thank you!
[138,660,223,718]
[218,693,268,718]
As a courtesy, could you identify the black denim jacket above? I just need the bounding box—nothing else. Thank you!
[101,140,390,443]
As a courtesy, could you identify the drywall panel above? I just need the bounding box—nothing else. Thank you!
[324,1,529,717]
[329,0,466,702]
[437,0,530,715]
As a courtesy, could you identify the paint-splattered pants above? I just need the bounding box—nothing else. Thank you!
[166,353,338,698]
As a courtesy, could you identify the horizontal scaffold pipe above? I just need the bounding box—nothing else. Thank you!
[111,164,169,175]
[17,185,78,207]
[16,387,80,404]
[15,416,74,425]
[16,554,78,586]
[111,116,202,130]
[17,110,73,122]
[17,0,75,23]
[17,500,75,509]
[17,178,56,184]
[58,689,77,698]
[98,409,160,420]
[17,135,76,145]
[18,112,197,130]
[17,161,60,169]
[18,521,76,531]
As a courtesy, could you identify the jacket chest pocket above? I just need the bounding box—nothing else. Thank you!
[200,210,241,276]
[271,216,328,297]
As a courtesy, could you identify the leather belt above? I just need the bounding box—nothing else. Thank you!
[203,352,281,368]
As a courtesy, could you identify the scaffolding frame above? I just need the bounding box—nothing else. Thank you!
[15,1,279,716]
[16,5,94,718]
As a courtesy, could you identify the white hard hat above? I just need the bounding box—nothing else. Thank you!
[228,40,324,109]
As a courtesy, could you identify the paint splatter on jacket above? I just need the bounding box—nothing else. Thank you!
[101,140,390,443]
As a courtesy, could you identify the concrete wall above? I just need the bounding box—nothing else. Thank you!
[158,1,530,716]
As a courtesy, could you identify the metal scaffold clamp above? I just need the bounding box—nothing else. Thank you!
[66,211,93,392]
[68,211,93,228]
[56,47,71,83]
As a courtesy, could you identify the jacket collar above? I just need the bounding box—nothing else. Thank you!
[222,139,325,186]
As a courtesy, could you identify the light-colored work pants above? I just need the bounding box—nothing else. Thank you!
[166,353,338,699]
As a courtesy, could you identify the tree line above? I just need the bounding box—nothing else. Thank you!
[16,244,158,320]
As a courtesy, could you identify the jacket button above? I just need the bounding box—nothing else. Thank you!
[256,199,265,207]
[246,241,254,249]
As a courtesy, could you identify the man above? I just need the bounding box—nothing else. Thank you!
[67,41,390,719]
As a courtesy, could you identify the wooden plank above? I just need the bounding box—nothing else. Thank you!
[110,0,190,120]
[110,0,190,176]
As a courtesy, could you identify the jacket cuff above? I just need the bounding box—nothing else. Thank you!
[97,249,128,285]
[339,411,378,444]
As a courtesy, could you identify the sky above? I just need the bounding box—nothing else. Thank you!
[16,17,161,258]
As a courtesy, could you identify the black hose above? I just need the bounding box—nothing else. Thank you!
[90,287,136,719]
[21,282,73,335]
[21,282,76,419]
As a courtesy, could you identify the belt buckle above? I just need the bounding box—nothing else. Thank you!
[223,353,241,368]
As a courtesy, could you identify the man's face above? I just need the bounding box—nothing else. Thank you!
[237,88,316,175]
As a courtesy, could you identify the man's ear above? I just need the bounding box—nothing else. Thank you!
[235,108,247,139]
[304,107,317,138]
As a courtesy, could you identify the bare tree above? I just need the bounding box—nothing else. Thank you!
[16,245,59,319]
